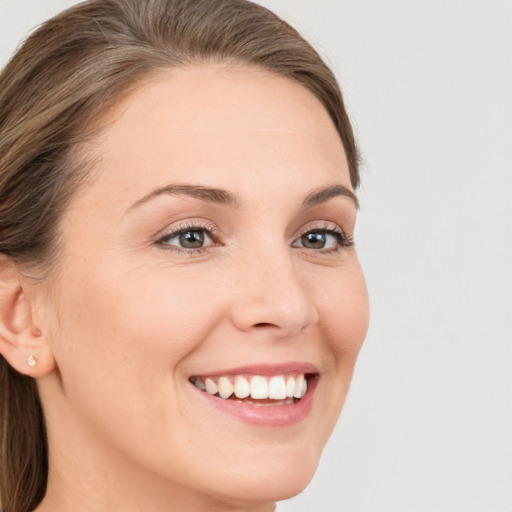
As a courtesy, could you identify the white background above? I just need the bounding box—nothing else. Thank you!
[1,1,511,511]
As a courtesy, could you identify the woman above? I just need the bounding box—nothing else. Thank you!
[0,0,369,511]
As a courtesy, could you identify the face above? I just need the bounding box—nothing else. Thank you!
[37,64,369,510]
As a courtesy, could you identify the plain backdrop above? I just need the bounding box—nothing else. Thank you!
[1,1,511,511]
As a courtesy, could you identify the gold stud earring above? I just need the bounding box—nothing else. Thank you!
[27,355,38,368]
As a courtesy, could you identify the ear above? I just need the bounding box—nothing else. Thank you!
[0,256,55,377]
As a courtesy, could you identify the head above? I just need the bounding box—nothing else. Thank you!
[0,1,368,511]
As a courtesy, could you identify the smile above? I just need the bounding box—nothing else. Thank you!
[190,373,309,405]
[188,364,319,427]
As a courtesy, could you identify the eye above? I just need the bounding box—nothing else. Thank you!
[292,226,353,252]
[157,225,215,251]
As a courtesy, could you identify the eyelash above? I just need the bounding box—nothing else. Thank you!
[156,222,353,255]
[156,221,221,255]
[294,224,354,253]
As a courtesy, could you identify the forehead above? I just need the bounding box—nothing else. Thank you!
[75,64,350,210]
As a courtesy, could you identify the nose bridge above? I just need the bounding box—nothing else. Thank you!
[230,241,319,337]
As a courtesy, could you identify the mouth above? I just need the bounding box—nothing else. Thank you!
[188,364,319,426]
[190,372,311,405]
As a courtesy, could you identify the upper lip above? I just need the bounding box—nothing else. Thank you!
[190,362,319,378]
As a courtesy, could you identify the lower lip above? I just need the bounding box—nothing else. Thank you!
[190,377,318,427]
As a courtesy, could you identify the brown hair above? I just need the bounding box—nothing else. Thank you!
[0,0,359,510]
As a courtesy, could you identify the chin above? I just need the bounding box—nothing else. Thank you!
[215,472,316,507]
[205,444,321,506]
[251,467,316,502]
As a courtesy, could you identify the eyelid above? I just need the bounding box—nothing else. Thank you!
[294,221,347,239]
[155,220,221,252]
[156,219,217,239]
[292,221,354,251]
[154,219,353,255]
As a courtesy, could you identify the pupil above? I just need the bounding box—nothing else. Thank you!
[179,230,204,248]
[303,232,325,249]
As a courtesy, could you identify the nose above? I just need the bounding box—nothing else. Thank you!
[230,250,319,339]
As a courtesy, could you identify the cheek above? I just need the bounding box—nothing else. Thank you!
[310,261,368,431]
[47,260,228,425]
[55,261,222,359]
[45,261,229,466]
[286,261,369,457]
[315,262,369,362]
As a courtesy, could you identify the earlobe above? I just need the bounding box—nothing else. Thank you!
[0,257,56,377]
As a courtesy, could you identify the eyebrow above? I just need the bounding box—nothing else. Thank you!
[127,184,242,211]
[127,182,358,212]
[303,184,359,210]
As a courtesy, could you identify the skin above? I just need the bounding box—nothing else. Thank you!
[18,64,369,511]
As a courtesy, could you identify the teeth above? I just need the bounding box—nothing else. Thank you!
[250,376,269,399]
[268,376,287,400]
[205,378,218,395]
[234,376,250,399]
[301,377,307,397]
[218,377,234,399]
[193,373,310,402]
[293,374,304,399]
[286,377,295,398]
